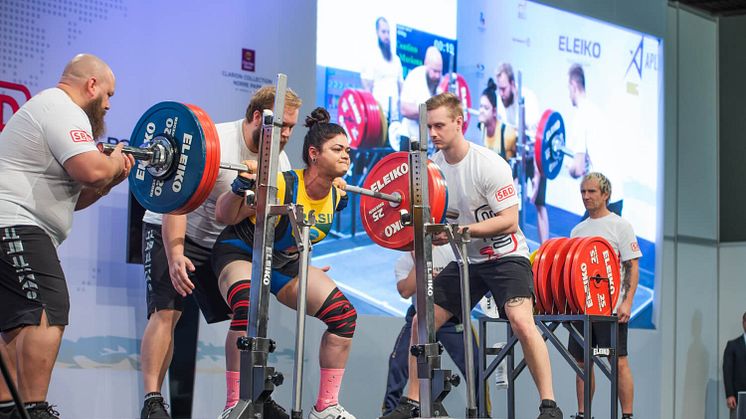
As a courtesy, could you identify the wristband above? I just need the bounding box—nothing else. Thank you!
[231,176,256,196]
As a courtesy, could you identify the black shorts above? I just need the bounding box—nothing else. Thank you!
[433,256,534,322]
[0,225,68,332]
[211,226,299,295]
[568,321,628,359]
[142,222,230,323]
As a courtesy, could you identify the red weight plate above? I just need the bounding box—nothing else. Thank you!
[181,104,214,215]
[186,103,219,213]
[337,89,367,149]
[562,237,585,313]
[438,73,472,133]
[593,236,621,311]
[175,104,220,215]
[379,103,389,147]
[537,238,563,313]
[359,152,448,250]
[531,243,547,314]
[550,237,573,314]
[533,109,553,177]
[358,91,381,148]
[568,237,617,315]
[426,160,448,223]
[170,104,217,215]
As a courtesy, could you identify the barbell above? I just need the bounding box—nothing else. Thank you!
[104,101,457,249]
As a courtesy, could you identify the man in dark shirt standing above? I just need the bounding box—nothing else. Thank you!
[724,312,746,419]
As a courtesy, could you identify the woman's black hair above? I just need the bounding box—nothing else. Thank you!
[302,107,347,166]
[482,77,497,109]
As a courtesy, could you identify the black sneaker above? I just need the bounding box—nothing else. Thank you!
[378,397,419,419]
[141,395,170,419]
[263,397,289,419]
[26,402,60,419]
[538,399,563,419]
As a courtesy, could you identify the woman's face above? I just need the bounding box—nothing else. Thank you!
[312,133,351,178]
[478,95,496,124]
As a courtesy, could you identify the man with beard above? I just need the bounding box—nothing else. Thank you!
[361,17,404,120]
[399,46,443,140]
[0,53,133,419]
[494,63,549,244]
[138,86,301,419]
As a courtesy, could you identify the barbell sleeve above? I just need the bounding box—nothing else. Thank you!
[559,146,574,157]
[99,143,252,172]
[343,185,401,204]
[98,143,155,162]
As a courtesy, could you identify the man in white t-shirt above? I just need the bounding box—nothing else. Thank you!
[494,63,549,243]
[360,17,404,121]
[399,46,443,140]
[138,86,301,419]
[380,93,562,419]
[567,172,641,419]
[0,54,133,419]
[565,64,624,210]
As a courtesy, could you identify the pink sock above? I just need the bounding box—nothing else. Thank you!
[225,371,240,410]
[315,368,345,412]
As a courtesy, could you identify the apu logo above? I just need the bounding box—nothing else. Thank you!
[69,130,93,143]
[496,184,516,202]
[625,37,658,80]
[0,81,32,132]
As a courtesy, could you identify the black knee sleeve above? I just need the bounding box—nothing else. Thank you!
[314,287,357,338]
[227,280,250,331]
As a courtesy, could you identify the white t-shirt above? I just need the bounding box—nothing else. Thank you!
[431,143,531,263]
[360,51,403,119]
[570,212,642,311]
[399,65,434,139]
[0,88,99,246]
[143,119,292,249]
[565,97,624,199]
[497,87,540,131]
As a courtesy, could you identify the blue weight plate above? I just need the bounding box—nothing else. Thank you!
[538,110,565,180]
[128,101,207,214]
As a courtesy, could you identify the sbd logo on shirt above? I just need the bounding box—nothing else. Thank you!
[69,130,93,143]
[495,184,516,202]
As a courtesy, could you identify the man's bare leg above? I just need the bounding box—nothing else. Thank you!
[140,309,181,394]
[504,297,555,400]
[15,311,64,402]
[0,328,20,401]
[618,356,634,414]
[575,362,595,414]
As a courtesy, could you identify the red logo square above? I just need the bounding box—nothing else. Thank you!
[496,184,516,202]
[69,130,93,143]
